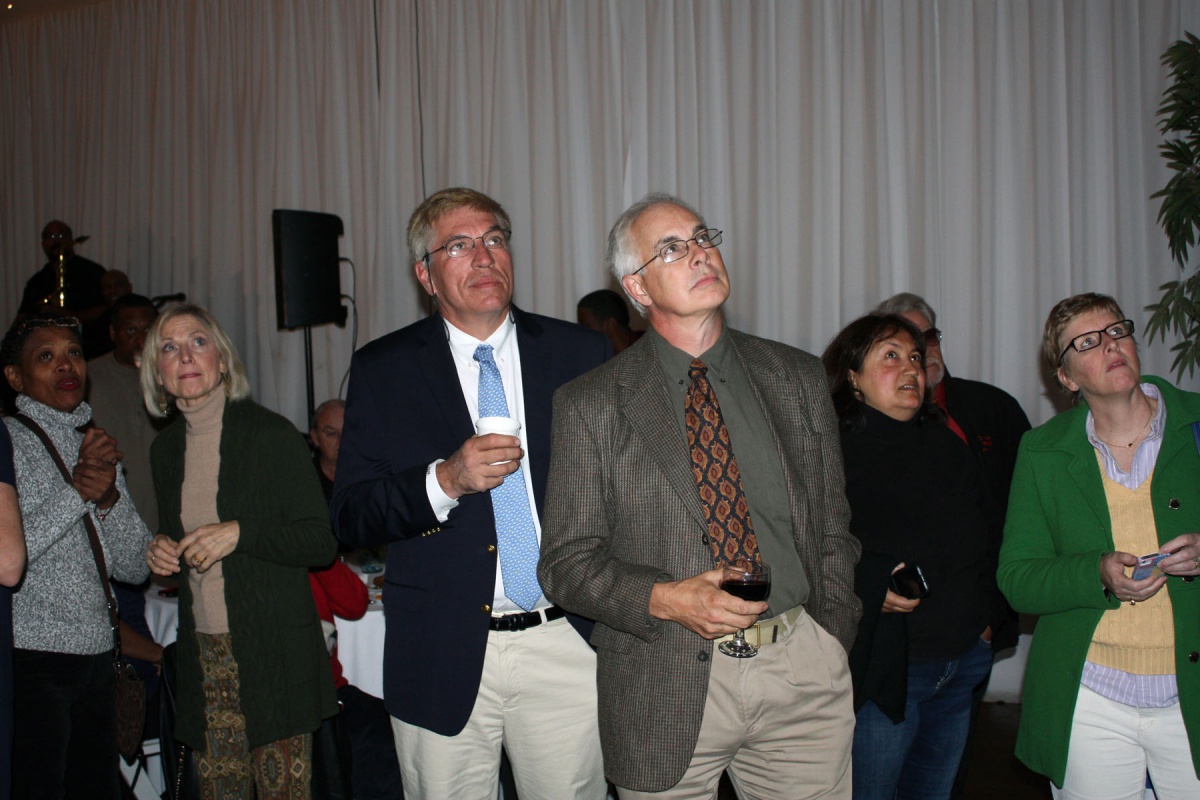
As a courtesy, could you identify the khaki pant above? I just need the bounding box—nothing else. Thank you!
[619,607,854,800]
[392,617,605,799]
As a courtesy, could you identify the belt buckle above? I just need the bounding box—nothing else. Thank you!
[744,623,762,648]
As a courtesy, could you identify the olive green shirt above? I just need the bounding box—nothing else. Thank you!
[650,327,809,615]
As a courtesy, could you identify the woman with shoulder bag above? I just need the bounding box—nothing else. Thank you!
[2,316,151,799]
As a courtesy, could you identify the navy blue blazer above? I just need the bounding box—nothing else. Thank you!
[331,308,609,735]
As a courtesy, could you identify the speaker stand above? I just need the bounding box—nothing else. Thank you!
[303,325,315,428]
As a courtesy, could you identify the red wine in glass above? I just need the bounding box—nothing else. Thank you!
[720,575,771,603]
[718,560,771,658]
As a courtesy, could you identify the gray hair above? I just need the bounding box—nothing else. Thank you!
[606,192,706,316]
[875,292,937,328]
[406,187,512,266]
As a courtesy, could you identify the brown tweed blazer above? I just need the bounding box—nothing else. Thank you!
[539,327,861,792]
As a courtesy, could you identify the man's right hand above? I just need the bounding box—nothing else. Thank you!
[649,567,769,639]
[435,434,524,499]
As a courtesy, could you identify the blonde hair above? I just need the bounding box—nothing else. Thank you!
[140,303,250,417]
[1041,293,1127,396]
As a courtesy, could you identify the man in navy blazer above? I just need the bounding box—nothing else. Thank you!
[331,188,609,799]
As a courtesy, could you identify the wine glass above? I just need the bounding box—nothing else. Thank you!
[718,559,771,658]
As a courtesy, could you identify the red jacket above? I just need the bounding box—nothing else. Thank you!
[309,560,369,688]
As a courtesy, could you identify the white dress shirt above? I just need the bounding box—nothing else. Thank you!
[423,315,547,613]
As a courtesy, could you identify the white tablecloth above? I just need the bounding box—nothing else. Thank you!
[143,566,388,699]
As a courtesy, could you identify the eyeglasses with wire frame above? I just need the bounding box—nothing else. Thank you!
[424,228,512,261]
[633,229,723,274]
[1058,319,1135,363]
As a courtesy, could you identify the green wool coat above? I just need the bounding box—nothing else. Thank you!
[998,376,1200,787]
[151,398,338,750]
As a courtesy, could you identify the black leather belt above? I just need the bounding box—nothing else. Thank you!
[489,606,566,632]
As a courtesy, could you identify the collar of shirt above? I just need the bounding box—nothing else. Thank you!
[1085,382,1166,489]
[443,312,516,365]
[650,326,735,391]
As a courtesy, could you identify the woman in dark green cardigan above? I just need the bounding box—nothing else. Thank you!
[141,304,337,798]
[999,294,1200,798]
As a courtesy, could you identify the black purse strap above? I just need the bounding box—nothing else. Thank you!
[10,413,122,660]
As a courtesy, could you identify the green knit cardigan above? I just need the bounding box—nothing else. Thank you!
[151,398,338,750]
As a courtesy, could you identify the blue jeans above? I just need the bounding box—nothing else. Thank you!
[853,637,994,800]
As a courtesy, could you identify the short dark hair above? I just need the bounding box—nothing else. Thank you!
[577,289,631,328]
[1,315,82,368]
[821,313,942,430]
[110,294,157,317]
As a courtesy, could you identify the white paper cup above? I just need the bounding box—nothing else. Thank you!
[476,416,521,464]
[476,416,520,437]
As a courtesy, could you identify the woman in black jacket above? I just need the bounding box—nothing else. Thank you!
[822,313,1004,800]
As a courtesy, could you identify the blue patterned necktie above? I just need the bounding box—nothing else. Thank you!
[474,344,542,611]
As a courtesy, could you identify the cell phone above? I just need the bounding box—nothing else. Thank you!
[890,564,930,599]
[1131,552,1169,581]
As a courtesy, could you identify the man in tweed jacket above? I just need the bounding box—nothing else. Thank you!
[540,194,861,798]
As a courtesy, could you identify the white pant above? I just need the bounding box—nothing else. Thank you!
[1052,684,1200,800]
[392,617,605,800]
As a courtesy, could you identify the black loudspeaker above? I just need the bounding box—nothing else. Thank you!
[272,209,347,329]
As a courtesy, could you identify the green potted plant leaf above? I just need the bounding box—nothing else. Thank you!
[1147,32,1200,379]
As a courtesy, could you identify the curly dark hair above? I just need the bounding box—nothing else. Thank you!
[1,315,82,369]
[821,313,943,430]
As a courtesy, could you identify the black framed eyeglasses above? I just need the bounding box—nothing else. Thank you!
[633,229,723,274]
[1058,319,1135,363]
[923,328,942,346]
[423,228,511,261]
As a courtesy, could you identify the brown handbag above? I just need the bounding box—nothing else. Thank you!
[11,413,146,758]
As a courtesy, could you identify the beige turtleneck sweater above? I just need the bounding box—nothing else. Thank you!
[179,389,229,633]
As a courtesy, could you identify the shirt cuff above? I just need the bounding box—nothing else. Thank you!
[425,459,458,523]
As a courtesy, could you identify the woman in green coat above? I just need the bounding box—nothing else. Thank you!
[998,293,1200,799]
[142,304,337,799]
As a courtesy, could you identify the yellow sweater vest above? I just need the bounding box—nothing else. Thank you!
[1086,454,1175,675]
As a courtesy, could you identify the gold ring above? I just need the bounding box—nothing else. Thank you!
[193,555,203,567]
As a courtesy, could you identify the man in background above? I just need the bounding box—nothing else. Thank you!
[87,293,164,529]
[577,288,643,354]
[87,292,166,751]
[17,220,110,358]
[310,398,345,503]
[308,395,404,800]
[99,270,134,307]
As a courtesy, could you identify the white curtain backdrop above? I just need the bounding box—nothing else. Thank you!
[3,0,1199,429]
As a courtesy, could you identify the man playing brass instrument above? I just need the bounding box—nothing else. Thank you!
[15,220,110,358]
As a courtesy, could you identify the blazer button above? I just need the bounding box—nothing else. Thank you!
[1169,498,1181,510]
[1185,577,1195,584]
[697,651,709,662]
[486,544,497,553]
[1190,651,1199,663]
[481,604,492,614]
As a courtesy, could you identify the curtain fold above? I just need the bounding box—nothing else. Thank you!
[2,0,1194,428]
